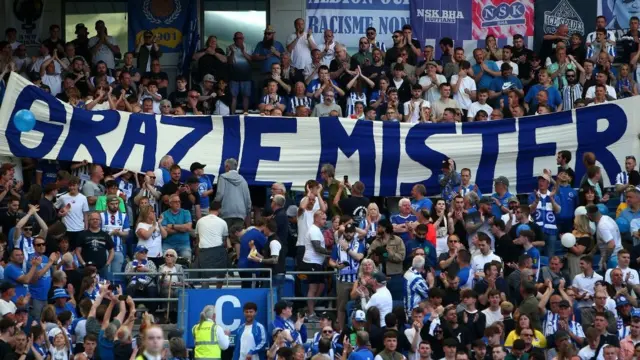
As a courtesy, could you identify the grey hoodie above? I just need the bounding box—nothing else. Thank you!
[214,170,252,219]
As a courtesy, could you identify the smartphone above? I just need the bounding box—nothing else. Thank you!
[118,295,127,301]
[341,261,350,267]
[343,175,348,183]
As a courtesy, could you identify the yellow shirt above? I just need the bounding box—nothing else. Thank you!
[504,329,547,348]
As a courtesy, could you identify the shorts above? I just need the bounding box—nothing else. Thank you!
[302,262,325,284]
[231,81,252,97]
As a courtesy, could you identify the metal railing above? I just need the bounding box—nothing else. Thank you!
[280,270,339,310]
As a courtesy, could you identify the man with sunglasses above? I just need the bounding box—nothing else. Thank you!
[13,205,48,268]
[615,156,638,198]
[561,69,583,110]
[27,236,58,318]
[134,171,161,215]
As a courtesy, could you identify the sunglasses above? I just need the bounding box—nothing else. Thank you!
[35,243,46,247]
[323,330,333,333]
[165,254,176,258]
[23,228,33,232]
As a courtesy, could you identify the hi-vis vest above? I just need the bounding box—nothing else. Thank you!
[192,319,221,359]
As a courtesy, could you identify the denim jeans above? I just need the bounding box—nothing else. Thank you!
[544,232,560,257]
[107,251,126,285]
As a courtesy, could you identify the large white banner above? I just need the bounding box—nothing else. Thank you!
[0,73,637,197]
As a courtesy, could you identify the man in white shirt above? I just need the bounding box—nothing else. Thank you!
[450,60,476,113]
[403,84,429,123]
[286,18,317,70]
[571,255,603,308]
[361,271,393,327]
[587,204,623,269]
[605,249,640,285]
[0,282,19,317]
[587,84,609,106]
[471,233,501,276]
[194,201,229,289]
[418,61,446,103]
[234,302,267,360]
[585,72,617,100]
[482,289,503,327]
[55,177,89,249]
[316,29,336,66]
[495,45,519,76]
[88,20,120,71]
[467,89,493,122]
[405,307,425,360]
[302,210,330,321]
[585,16,617,47]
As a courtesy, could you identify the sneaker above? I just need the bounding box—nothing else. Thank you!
[306,313,320,322]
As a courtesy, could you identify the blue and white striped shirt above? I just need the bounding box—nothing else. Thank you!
[528,191,558,234]
[261,94,285,107]
[403,268,429,319]
[101,211,129,253]
[543,310,584,344]
[288,96,312,114]
[369,41,387,53]
[616,171,631,202]
[346,92,367,117]
[586,42,616,59]
[331,236,365,283]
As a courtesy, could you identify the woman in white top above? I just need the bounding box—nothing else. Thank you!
[135,205,166,267]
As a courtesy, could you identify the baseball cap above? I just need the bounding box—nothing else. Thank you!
[538,173,551,183]
[558,300,571,308]
[75,23,88,34]
[426,61,438,67]
[372,272,387,284]
[134,245,149,253]
[617,296,631,307]
[555,330,570,341]
[344,223,357,233]
[507,196,519,204]
[631,308,640,318]
[190,162,206,173]
[203,74,216,83]
[286,205,298,218]
[265,25,276,33]
[494,176,509,187]
[106,195,119,204]
[353,310,366,322]
[574,206,587,216]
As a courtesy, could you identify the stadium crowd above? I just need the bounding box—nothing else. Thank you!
[0,12,639,360]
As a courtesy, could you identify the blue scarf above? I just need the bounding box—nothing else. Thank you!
[131,259,150,283]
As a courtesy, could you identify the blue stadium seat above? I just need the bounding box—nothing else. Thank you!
[286,257,296,272]
[539,256,549,268]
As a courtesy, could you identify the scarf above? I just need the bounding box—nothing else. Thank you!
[131,259,150,284]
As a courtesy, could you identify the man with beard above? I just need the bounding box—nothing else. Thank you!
[385,30,413,67]
[351,37,374,67]
[253,25,285,75]
[362,48,389,85]
[88,20,120,72]
[134,30,161,73]
[561,68,582,110]
[511,34,533,81]
[366,27,387,53]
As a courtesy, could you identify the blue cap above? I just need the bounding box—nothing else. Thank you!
[632,307,640,318]
[134,245,149,253]
[50,288,70,300]
[617,296,630,307]
[516,224,531,237]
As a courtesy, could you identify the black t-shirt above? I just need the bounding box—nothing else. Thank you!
[160,181,195,212]
[512,47,533,80]
[437,252,459,274]
[0,212,19,237]
[329,59,355,89]
[72,73,91,98]
[197,48,227,82]
[0,339,15,360]
[338,196,370,224]
[78,230,114,269]
[113,85,137,99]
[72,38,91,64]
[42,38,64,55]
[508,220,544,243]
[494,233,522,270]
[362,64,390,88]
[168,89,189,108]
[385,45,417,67]
[38,197,57,226]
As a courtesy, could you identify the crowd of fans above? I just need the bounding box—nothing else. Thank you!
[0,12,640,360]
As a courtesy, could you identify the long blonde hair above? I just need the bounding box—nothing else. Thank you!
[137,205,153,227]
